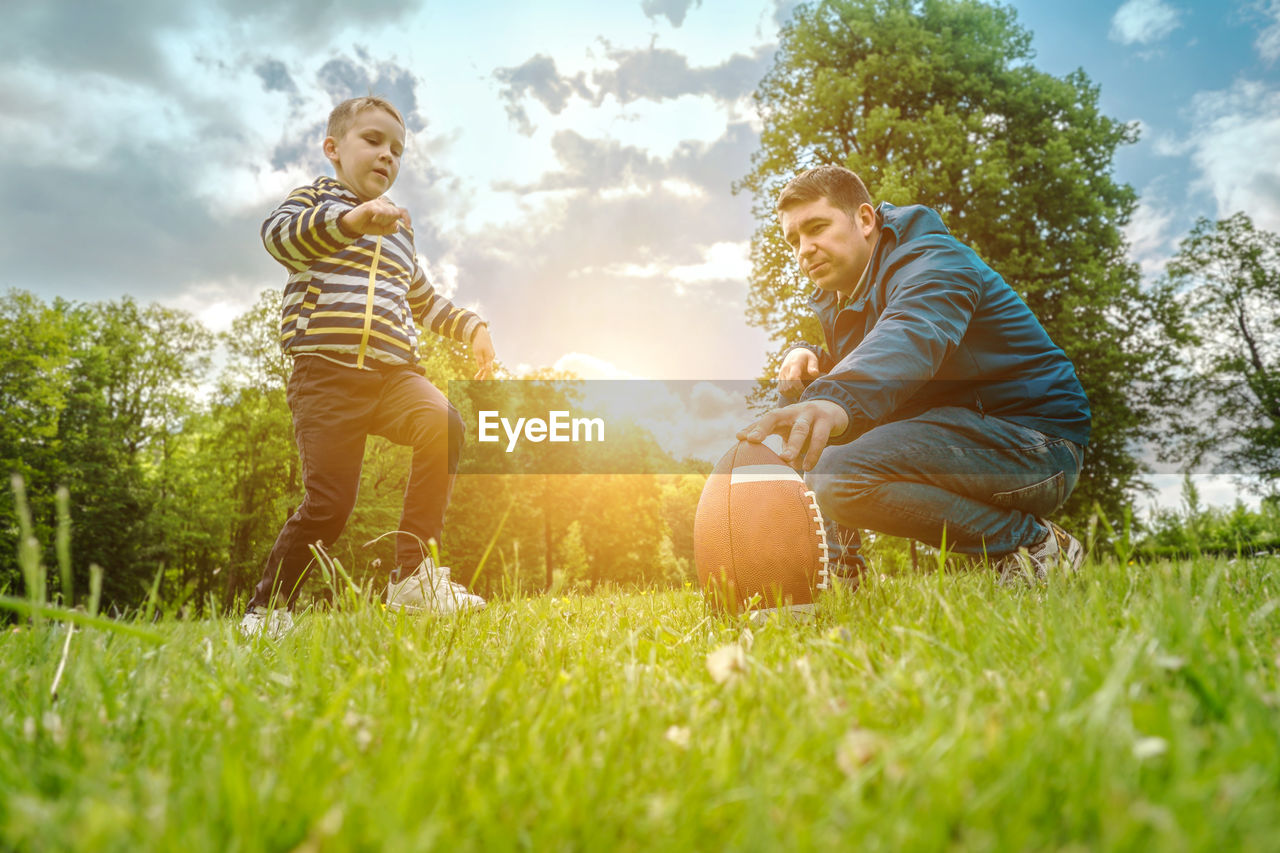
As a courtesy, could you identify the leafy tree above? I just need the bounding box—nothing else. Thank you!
[1163,212,1280,489]
[0,291,76,594]
[0,292,214,607]
[740,0,1175,523]
[58,298,213,606]
[204,290,299,603]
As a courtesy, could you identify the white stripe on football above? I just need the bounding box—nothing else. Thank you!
[729,464,804,485]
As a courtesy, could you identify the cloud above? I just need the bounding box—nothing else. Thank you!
[0,1,194,83]
[591,44,772,105]
[0,40,448,318]
[493,55,593,135]
[1125,198,1178,278]
[263,53,435,174]
[492,45,772,133]
[255,59,298,95]
[213,0,425,42]
[317,53,428,132]
[0,144,275,303]
[0,1,426,86]
[1109,0,1183,45]
[440,122,768,379]
[495,120,757,197]
[772,0,803,29]
[1184,79,1280,232]
[495,132,660,193]
[641,0,703,27]
[1255,0,1280,64]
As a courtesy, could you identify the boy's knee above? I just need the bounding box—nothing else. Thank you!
[404,401,465,451]
[446,404,465,450]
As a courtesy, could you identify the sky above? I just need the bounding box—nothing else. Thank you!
[2,0,1278,509]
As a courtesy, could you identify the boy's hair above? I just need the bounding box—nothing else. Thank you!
[776,165,872,220]
[326,96,405,140]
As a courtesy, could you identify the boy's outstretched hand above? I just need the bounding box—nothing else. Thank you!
[472,325,495,380]
[737,400,849,472]
[341,198,411,236]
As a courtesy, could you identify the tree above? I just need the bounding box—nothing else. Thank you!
[204,290,299,603]
[1163,212,1280,489]
[58,298,213,606]
[0,291,75,594]
[740,0,1175,523]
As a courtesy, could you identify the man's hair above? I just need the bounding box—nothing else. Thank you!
[326,96,405,140]
[776,165,872,220]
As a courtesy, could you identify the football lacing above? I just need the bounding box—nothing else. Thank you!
[805,489,832,591]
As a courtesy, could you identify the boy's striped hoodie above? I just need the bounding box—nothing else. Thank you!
[261,176,484,370]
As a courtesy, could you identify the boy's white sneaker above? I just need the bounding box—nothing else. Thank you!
[238,607,293,640]
[386,558,486,615]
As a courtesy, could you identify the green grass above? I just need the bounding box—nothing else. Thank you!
[3,554,1279,851]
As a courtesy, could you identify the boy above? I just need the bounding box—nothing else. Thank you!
[739,165,1088,583]
[241,96,494,637]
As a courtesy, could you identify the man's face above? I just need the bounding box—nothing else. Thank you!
[324,108,405,202]
[780,196,877,296]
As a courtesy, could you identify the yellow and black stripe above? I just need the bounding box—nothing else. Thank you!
[262,177,485,369]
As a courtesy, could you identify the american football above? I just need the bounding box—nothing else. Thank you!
[693,439,832,615]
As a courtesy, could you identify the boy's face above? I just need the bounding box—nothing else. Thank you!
[323,107,406,202]
[780,196,878,296]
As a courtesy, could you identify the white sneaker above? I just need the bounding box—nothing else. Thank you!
[238,607,293,640]
[386,558,486,614]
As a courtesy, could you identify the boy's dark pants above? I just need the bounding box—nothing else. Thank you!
[249,355,464,610]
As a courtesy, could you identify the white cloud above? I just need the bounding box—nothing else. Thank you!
[587,241,750,289]
[1185,79,1280,232]
[1125,198,1178,278]
[163,278,267,333]
[1142,474,1260,519]
[1109,0,1183,45]
[1256,0,1280,64]
[669,241,752,283]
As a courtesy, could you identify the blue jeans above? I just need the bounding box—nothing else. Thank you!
[805,406,1083,559]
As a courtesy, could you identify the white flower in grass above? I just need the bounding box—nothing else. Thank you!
[706,643,747,684]
[836,728,881,776]
[1133,736,1168,759]
[665,725,691,749]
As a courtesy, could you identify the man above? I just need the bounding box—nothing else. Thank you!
[738,165,1088,583]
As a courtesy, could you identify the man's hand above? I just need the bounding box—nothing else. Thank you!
[778,347,823,397]
[471,325,495,380]
[736,400,849,471]
[340,198,411,236]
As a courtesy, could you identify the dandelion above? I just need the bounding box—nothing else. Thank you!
[1133,737,1168,759]
[706,644,746,684]
[836,728,880,776]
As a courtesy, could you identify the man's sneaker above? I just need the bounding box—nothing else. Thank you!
[386,558,486,614]
[996,521,1085,582]
[238,606,293,640]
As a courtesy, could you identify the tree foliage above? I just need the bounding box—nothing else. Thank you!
[0,291,214,606]
[740,0,1175,522]
[1163,212,1280,489]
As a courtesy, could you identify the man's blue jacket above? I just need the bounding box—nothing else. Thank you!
[796,203,1091,447]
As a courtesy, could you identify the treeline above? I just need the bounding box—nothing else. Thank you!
[0,289,707,613]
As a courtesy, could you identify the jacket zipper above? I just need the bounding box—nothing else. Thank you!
[356,235,383,369]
